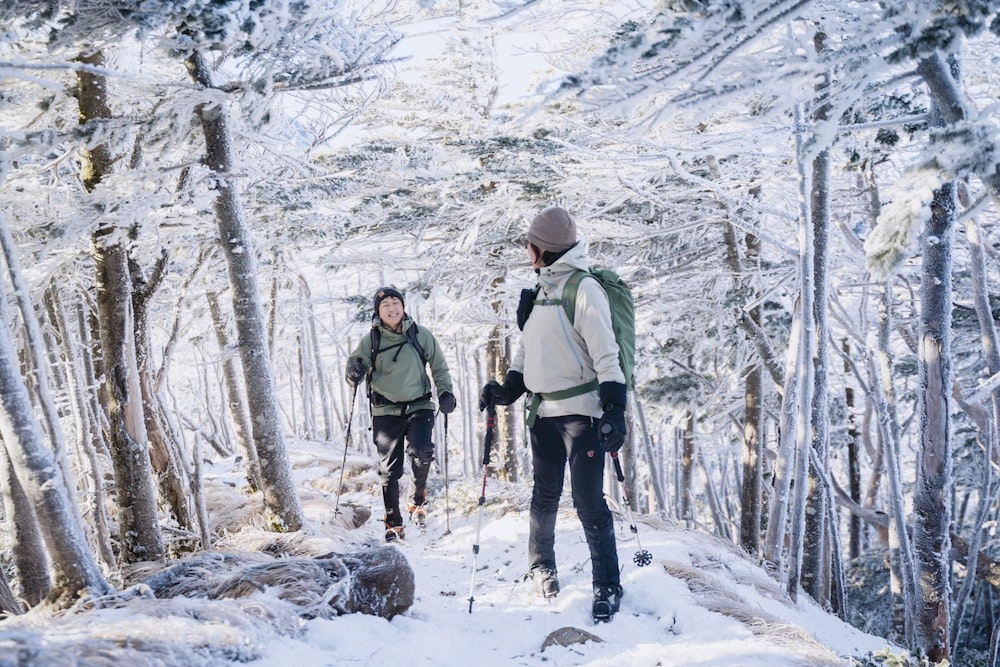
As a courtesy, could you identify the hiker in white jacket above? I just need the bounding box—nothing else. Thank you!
[480,206,627,623]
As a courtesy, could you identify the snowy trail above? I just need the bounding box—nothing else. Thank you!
[252,471,892,667]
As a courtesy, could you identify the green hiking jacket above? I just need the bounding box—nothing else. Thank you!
[346,317,453,417]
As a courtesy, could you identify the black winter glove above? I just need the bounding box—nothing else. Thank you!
[439,391,457,414]
[517,288,538,331]
[479,371,527,410]
[346,358,368,386]
[598,381,628,453]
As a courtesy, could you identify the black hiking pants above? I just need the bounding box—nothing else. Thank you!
[528,415,620,589]
[372,409,435,527]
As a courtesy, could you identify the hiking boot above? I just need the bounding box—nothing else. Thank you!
[528,567,559,600]
[407,503,427,527]
[592,585,623,623]
[384,523,404,542]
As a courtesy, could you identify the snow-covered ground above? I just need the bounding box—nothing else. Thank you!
[0,437,900,666]
[248,440,898,667]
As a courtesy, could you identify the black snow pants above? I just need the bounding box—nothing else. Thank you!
[372,409,435,527]
[528,414,620,589]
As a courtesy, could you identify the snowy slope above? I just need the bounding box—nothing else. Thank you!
[247,440,898,667]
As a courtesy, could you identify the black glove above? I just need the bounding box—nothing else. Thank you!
[598,381,628,453]
[479,371,527,410]
[346,358,367,385]
[439,391,457,414]
[517,288,538,331]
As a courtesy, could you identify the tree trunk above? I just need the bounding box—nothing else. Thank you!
[299,277,334,442]
[133,251,194,532]
[0,215,84,531]
[680,408,695,528]
[0,444,50,606]
[844,339,862,561]
[0,283,111,602]
[916,52,1000,208]
[486,314,517,482]
[874,288,918,642]
[804,143,831,605]
[717,165,764,556]
[763,302,802,569]
[802,31,834,605]
[787,102,817,602]
[912,178,955,664]
[186,49,303,531]
[49,288,117,571]
[207,291,262,490]
[77,49,165,565]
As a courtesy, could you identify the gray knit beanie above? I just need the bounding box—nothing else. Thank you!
[527,206,578,253]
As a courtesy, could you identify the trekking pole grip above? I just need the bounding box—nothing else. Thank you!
[610,452,625,483]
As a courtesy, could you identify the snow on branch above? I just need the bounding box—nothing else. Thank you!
[864,163,944,279]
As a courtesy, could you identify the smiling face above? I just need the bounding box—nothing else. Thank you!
[377,296,405,331]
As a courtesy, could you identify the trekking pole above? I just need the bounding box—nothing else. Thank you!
[609,448,652,567]
[334,382,359,515]
[443,412,451,535]
[468,398,496,613]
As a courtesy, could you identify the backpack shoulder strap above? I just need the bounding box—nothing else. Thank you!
[370,327,381,360]
[406,323,429,365]
[560,270,593,326]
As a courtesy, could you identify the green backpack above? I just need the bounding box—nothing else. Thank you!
[532,267,636,390]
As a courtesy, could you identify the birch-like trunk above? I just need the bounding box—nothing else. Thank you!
[207,292,262,490]
[0,214,83,529]
[77,49,165,564]
[787,102,817,601]
[487,310,517,482]
[804,140,831,605]
[133,253,193,531]
[956,212,1000,649]
[0,444,50,605]
[912,178,955,664]
[763,306,802,569]
[48,288,116,570]
[633,398,667,514]
[680,408,695,528]
[875,288,917,642]
[716,158,764,555]
[0,281,111,602]
[299,277,334,442]
[186,49,303,531]
[844,339,862,561]
[803,31,834,605]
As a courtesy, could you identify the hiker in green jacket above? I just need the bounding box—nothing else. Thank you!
[346,287,456,542]
[480,206,627,622]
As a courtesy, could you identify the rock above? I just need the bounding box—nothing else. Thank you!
[334,546,415,619]
[541,626,604,652]
[139,545,414,620]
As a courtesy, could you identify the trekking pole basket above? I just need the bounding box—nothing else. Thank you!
[610,451,652,567]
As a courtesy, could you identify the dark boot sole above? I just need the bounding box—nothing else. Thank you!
[592,601,614,622]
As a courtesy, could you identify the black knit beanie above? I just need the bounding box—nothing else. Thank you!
[373,286,404,313]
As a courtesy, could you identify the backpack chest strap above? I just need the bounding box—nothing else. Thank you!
[533,297,569,308]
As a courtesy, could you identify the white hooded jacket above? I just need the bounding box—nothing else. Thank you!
[511,241,625,420]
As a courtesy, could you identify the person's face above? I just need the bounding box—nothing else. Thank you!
[527,242,544,269]
[378,296,404,330]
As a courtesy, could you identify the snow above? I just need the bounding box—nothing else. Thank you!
[0,437,899,666]
[220,442,896,666]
